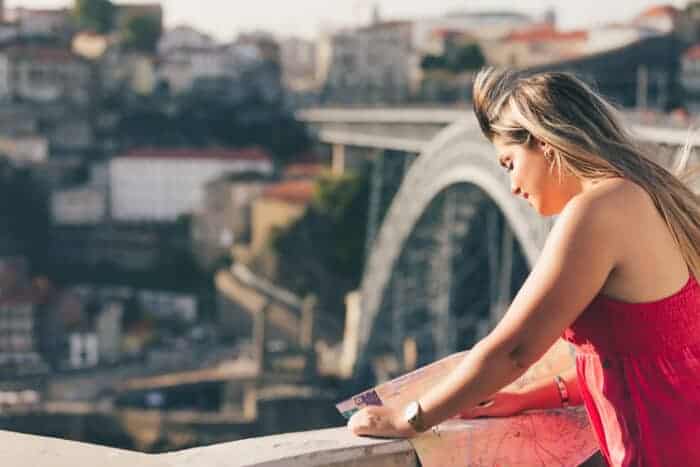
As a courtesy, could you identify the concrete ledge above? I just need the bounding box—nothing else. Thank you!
[0,430,158,467]
[164,427,415,467]
[0,427,415,467]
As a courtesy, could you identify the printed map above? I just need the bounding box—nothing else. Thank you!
[337,339,599,466]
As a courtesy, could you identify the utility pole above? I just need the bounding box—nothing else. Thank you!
[637,65,649,111]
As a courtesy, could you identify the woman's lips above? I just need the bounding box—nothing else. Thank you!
[523,193,529,200]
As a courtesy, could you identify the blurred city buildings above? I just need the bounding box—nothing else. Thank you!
[0,0,699,455]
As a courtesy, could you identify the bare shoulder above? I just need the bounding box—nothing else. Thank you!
[562,178,649,230]
[550,178,651,267]
[563,178,687,300]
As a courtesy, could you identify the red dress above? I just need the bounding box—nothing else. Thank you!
[563,274,700,467]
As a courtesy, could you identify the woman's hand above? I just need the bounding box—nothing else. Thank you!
[348,405,417,438]
[456,389,526,419]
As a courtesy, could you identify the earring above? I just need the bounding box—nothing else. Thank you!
[545,149,555,161]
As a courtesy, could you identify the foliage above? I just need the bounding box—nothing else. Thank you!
[73,0,115,34]
[420,43,485,73]
[122,14,162,53]
[449,44,486,72]
[266,165,371,325]
[421,54,448,70]
[113,94,310,166]
[0,158,49,273]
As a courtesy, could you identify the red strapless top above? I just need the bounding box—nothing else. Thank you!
[563,274,700,467]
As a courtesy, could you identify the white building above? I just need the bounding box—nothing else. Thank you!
[157,25,221,94]
[158,38,266,95]
[51,187,106,225]
[158,25,216,56]
[138,290,197,323]
[318,12,534,104]
[279,36,317,92]
[9,7,71,38]
[96,302,122,364]
[584,24,660,55]
[484,24,588,68]
[110,147,274,222]
[102,49,157,95]
[0,21,18,44]
[0,134,48,166]
[320,21,417,104]
[192,172,273,268]
[412,11,535,54]
[0,46,92,104]
[632,5,679,34]
[158,45,229,94]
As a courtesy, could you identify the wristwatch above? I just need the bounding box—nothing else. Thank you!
[403,400,428,432]
[554,375,570,408]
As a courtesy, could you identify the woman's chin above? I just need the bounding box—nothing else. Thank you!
[529,197,549,216]
[535,200,565,217]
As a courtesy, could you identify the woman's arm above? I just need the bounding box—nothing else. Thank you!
[458,364,582,419]
[518,365,583,411]
[416,195,618,430]
[350,193,620,437]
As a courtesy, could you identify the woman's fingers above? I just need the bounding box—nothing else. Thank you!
[456,399,494,419]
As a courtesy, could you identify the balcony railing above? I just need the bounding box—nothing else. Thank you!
[2,410,604,466]
[1,426,416,467]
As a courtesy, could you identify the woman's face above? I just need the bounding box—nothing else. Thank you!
[493,135,581,216]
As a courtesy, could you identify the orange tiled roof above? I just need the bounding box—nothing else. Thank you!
[118,3,163,13]
[683,44,700,61]
[431,28,476,41]
[119,146,272,162]
[358,20,412,33]
[283,163,326,178]
[4,46,79,63]
[505,24,588,43]
[637,4,678,18]
[262,180,315,205]
[17,8,69,15]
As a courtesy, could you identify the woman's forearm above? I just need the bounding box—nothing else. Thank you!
[419,340,528,429]
[517,365,583,411]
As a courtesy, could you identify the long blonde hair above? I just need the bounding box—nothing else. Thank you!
[472,67,700,278]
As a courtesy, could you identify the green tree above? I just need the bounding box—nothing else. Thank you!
[122,15,162,53]
[266,166,371,334]
[73,0,115,34]
[420,54,448,70]
[421,44,485,73]
[449,43,486,73]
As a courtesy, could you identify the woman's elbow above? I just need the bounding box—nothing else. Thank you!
[508,343,549,371]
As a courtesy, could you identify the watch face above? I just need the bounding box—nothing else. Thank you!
[404,401,418,421]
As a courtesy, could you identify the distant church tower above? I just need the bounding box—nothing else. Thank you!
[544,7,556,27]
[372,3,381,25]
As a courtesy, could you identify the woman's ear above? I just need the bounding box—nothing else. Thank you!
[531,136,547,152]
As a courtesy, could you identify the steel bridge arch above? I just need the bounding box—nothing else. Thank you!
[355,117,554,376]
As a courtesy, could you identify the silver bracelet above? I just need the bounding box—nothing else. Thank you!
[554,375,570,408]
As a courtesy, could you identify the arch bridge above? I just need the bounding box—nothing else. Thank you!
[298,107,694,380]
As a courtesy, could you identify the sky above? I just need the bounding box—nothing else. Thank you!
[5,0,691,41]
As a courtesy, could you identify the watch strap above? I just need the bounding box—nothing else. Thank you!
[554,375,570,408]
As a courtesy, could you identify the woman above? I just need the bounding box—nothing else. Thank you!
[348,67,700,466]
